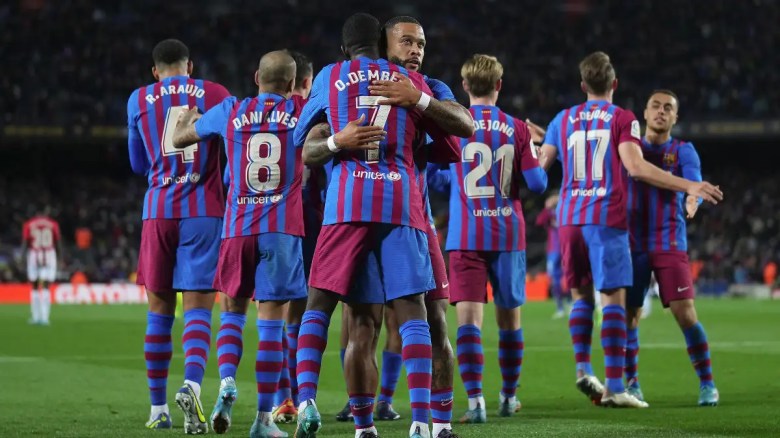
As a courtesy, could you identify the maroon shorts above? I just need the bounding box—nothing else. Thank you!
[212,234,307,302]
[426,226,449,301]
[308,222,434,303]
[629,251,694,308]
[137,217,221,293]
[448,250,526,309]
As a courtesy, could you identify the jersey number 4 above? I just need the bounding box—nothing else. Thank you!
[463,142,514,199]
[567,129,610,181]
[161,105,198,163]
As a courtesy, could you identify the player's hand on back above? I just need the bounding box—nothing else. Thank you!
[687,181,723,205]
[368,74,422,109]
[177,106,201,127]
[525,119,546,144]
[685,195,700,219]
[333,114,385,150]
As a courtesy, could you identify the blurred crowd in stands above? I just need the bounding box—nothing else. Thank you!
[1,0,778,127]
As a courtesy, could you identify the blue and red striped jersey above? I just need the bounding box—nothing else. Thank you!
[127,76,229,219]
[542,100,641,229]
[626,137,702,252]
[294,57,446,231]
[444,105,547,251]
[535,207,561,254]
[194,93,305,238]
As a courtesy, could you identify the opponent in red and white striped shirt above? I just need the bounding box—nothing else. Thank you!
[22,211,61,325]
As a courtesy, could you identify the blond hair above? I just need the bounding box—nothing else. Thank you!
[579,51,615,95]
[461,54,503,97]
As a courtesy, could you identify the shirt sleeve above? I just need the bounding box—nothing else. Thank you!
[515,122,547,194]
[294,68,330,148]
[415,78,461,164]
[223,164,231,187]
[679,141,704,205]
[205,82,232,109]
[195,96,235,140]
[127,90,150,175]
[616,108,642,146]
[535,207,552,227]
[542,111,563,162]
[425,76,456,101]
[426,163,451,193]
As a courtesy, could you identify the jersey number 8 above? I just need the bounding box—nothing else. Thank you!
[246,133,282,192]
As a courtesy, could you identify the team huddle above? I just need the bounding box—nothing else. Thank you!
[126,12,724,438]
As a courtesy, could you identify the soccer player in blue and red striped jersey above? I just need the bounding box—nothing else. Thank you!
[329,17,473,437]
[292,13,460,438]
[432,54,546,423]
[173,50,307,437]
[127,39,229,432]
[535,193,572,318]
[623,90,720,406]
[270,49,316,424]
[538,51,722,408]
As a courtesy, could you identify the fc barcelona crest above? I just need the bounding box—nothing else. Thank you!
[663,153,676,166]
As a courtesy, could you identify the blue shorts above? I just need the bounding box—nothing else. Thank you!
[547,252,563,282]
[137,217,222,293]
[213,233,308,302]
[449,250,527,308]
[559,225,632,291]
[309,222,435,304]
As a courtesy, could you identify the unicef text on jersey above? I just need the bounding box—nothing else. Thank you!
[570,187,607,197]
[162,172,201,186]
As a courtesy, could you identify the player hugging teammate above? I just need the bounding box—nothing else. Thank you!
[128,16,724,438]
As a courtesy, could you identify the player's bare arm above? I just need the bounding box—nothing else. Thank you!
[618,141,723,204]
[685,195,699,219]
[172,107,203,148]
[538,144,558,172]
[369,75,475,137]
[525,119,546,144]
[302,116,384,165]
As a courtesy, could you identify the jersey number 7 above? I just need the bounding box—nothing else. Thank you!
[356,96,391,164]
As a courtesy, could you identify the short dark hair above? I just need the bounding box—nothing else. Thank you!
[152,39,189,66]
[383,15,421,30]
[579,51,615,95]
[342,13,380,56]
[286,50,313,84]
[650,89,679,101]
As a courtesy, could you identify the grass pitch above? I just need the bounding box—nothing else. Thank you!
[1,298,778,437]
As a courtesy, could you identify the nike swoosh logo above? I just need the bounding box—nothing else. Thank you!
[441,282,449,288]
[677,286,690,292]
[441,399,453,406]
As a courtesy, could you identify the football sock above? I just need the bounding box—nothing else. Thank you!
[216,311,246,380]
[256,319,285,413]
[378,350,403,405]
[182,308,212,389]
[296,310,330,405]
[145,312,174,406]
[498,328,524,399]
[456,324,484,402]
[683,322,715,388]
[400,319,432,425]
[569,299,595,376]
[601,304,627,394]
